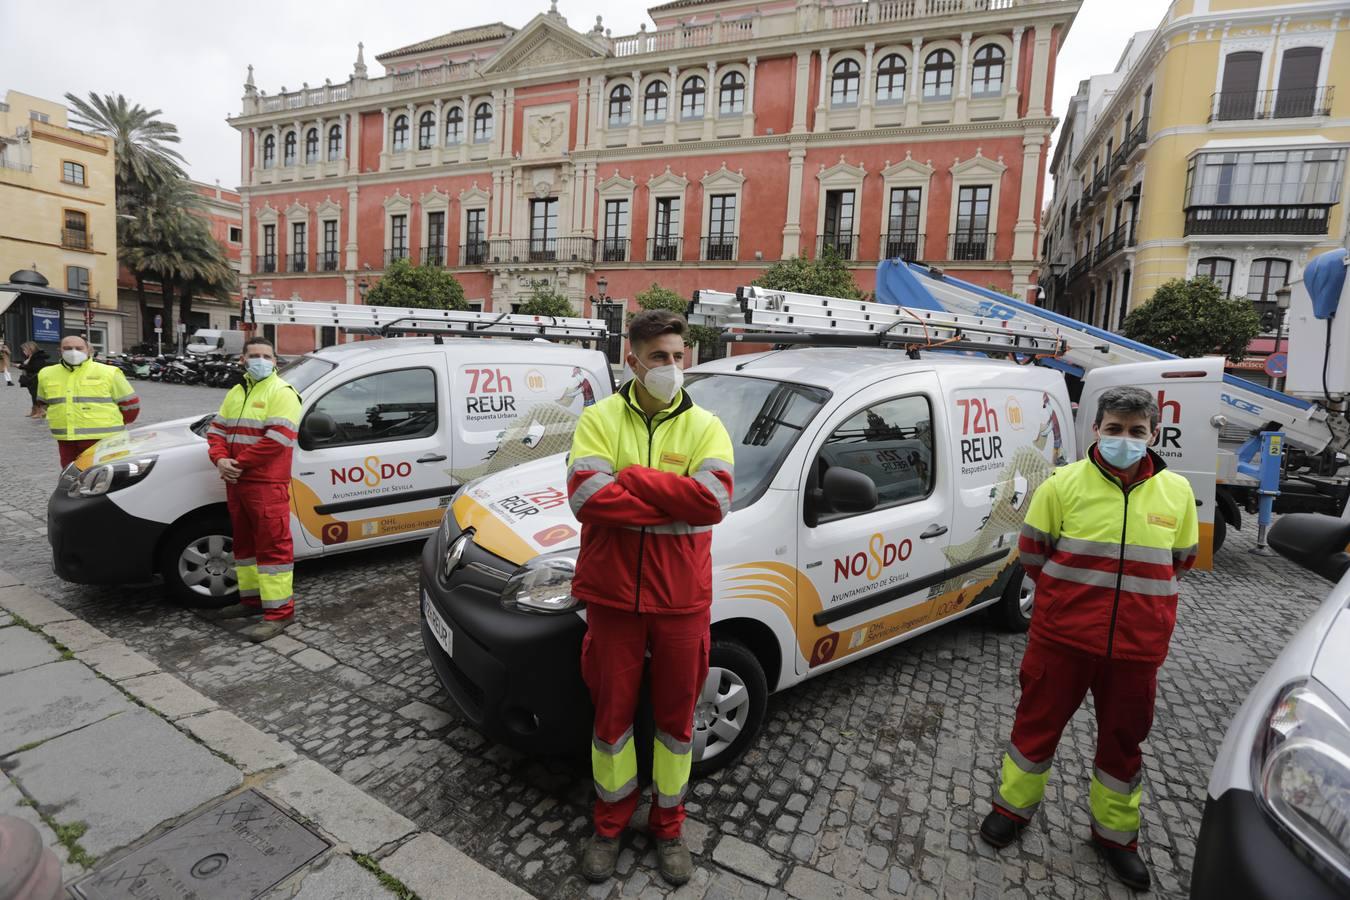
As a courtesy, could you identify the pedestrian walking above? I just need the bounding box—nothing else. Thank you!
[979,386,1198,891]
[567,310,734,886]
[17,342,49,418]
[0,339,12,387]
[37,335,140,468]
[203,337,301,643]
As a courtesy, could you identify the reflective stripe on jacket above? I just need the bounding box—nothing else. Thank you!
[38,360,140,441]
[567,381,734,615]
[1017,446,1199,664]
[206,373,301,483]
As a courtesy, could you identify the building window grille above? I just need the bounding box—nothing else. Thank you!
[283,131,297,166]
[719,72,746,115]
[644,81,669,122]
[327,125,342,160]
[418,111,435,150]
[391,115,409,152]
[472,103,493,143]
[304,128,318,163]
[62,161,85,185]
[971,44,1006,97]
[445,106,463,144]
[608,85,632,126]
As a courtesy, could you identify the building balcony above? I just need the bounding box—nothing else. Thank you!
[647,237,682,262]
[817,235,856,261]
[1183,204,1332,236]
[1067,256,1091,284]
[1209,86,1334,122]
[460,241,488,266]
[701,236,738,262]
[259,254,277,274]
[289,254,307,273]
[61,228,90,250]
[1092,222,1136,266]
[883,232,920,261]
[947,232,994,262]
[1115,117,1148,169]
[484,238,596,265]
[599,238,630,263]
[420,246,446,267]
[320,251,340,271]
[385,247,410,266]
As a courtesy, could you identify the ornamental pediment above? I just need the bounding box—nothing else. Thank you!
[481,14,603,75]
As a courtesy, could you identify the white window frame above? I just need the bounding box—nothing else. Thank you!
[815,158,867,258]
[597,173,636,263]
[646,167,689,261]
[880,156,934,258]
[700,164,745,260]
[383,191,413,263]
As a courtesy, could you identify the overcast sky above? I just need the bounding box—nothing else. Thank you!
[2,0,1173,187]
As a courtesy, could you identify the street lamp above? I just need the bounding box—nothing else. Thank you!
[588,275,616,361]
[357,276,370,302]
[1273,285,1292,392]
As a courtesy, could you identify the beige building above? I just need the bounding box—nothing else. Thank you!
[0,90,120,349]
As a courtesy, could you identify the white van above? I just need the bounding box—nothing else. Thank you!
[417,349,1223,774]
[47,337,612,604]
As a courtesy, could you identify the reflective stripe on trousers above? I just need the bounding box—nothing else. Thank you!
[591,727,638,803]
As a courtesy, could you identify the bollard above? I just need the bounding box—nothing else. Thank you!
[1251,431,1284,554]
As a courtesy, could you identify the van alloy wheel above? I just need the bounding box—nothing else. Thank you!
[178,534,237,598]
[1018,575,1035,618]
[692,667,750,763]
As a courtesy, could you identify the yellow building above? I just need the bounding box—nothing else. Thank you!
[1042,0,1348,379]
[0,90,120,350]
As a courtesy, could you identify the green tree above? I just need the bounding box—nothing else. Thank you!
[752,244,862,299]
[64,92,186,191]
[366,259,468,310]
[516,283,575,317]
[633,283,718,349]
[1122,277,1261,362]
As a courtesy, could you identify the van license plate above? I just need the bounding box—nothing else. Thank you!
[423,591,453,658]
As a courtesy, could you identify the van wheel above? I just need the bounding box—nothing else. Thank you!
[158,513,238,608]
[1212,511,1228,555]
[690,639,768,778]
[996,563,1034,633]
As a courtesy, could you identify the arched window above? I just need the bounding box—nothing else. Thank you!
[1196,257,1235,296]
[971,44,1006,97]
[327,124,342,161]
[445,106,463,144]
[262,134,275,168]
[608,84,632,126]
[391,115,409,152]
[719,71,746,115]
[831,59,861,106]
[644,81,669,122]
[876,54,907,102]
[417,111,435,150]
[472,102,493,143]
[681,76,706,119]
[283,131,297,166]
[304,128,319,164]
[923,49,956,101]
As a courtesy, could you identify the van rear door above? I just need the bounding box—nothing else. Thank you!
[1079,357,1224,569]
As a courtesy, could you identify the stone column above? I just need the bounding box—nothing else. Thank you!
[460,93,472,163]
[743,57,757,137]
[956,33,972,122]
[703,61,718,141]
[491,170,504,239]
[1029,24,1053,117]
[345,185,359,272]
[629,70,642,147]
[582,162,596,234]
[782,144,808,257]
[860,43,875,129]
[814,46,831,132]
[379,108,389,169]
[594,76,607,145]
[432,98,443,164]
[247,128,258,185]
[666,66,679,143]
[502,88,515,159]
[791,49,811,133]
[907,38,923,124]
[240,195,252,274]
[1006,27,1025,118]
[345,112,356,175]
[578,78,591,150]
[1014,134,1046,260]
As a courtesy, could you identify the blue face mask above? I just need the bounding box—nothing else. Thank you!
[1098,436,1148,469]
[246,358,275,380]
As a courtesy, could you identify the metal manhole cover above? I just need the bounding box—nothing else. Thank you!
[71,789,330,900]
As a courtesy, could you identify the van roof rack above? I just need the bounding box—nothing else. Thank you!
[241,297,608,343]
[690,287,1070,359]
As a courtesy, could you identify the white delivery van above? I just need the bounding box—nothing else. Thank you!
[417,340,1223,774]
[48,334,612,605]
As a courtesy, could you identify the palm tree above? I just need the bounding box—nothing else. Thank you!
[63,92,186,192]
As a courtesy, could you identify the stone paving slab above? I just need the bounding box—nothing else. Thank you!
[180,709,298,774]
[0,625,60,675]
[0,660,132,756]
[0,770,83,884]
[41,618,115,652]
[396,700,454,732]
[9,707,242,857]
[286,853,389,900]
[382,832,534,900]
[0,612,13,628]
[712,835,785,886]
[120,671,219,720]
[77,641,160,681]
[0,583,76,625]
[265,759,417,855]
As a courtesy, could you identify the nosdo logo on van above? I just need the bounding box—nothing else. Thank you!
[330,456,413,488]
[834,532,913,583]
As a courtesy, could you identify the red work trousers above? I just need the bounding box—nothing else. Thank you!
[226,481,295,621]
[581,604,710,840]
[995,637,1158,849]
[57,440,98,469]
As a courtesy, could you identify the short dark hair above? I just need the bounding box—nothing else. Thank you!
[244,336,275,352]
[628,309,686,347]
[1095,386,1159,430]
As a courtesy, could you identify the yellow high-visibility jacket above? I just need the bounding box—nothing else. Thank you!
[38,359,140,442]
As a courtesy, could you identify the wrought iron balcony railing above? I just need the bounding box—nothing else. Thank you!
[289,253,306,273]
[599,238,630,263]
[701,236,738,262]
[647,237,682,262]
[61,228,90,250]
[1209,86,1334,122]
[948,232,994,262]
[817,235,856,261]
[460,241,488,266]
[420,246,446,267]
[883,233,920,261]
[484,237,596,264]
[1183,204,1331,236]
[259,254,277,273]
[320,251,340,271]
[385,247,410,266]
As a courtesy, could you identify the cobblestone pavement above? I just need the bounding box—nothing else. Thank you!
[0,379,1322,899]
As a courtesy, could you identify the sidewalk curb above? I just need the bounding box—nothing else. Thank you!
[0,570,535,899]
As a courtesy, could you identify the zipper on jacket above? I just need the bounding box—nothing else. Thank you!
[228,379,256,456]
[631,405,677,612]
[1105,487,1130,659]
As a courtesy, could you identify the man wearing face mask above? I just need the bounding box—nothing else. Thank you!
[38,334,140,468]
[204,337,301,642]
[567,310,734,886]
[978,386,1198,891]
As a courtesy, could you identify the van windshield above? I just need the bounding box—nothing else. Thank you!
[683,374,830,510]
[280,355,336,396]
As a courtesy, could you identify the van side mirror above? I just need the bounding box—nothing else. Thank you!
[301,411,337,445]
[822,467,879,515]
[1268,513,1350,583]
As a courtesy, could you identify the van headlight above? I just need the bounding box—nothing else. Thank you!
[500,551,578,614]
[67,457,157,498]
[1253,679,1350,885]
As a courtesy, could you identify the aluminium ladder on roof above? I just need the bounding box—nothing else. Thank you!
[239,297,609,342]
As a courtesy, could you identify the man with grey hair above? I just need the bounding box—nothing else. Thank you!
[978,385,1198,892]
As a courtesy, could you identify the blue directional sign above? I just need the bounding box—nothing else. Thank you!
[32,307,61,342]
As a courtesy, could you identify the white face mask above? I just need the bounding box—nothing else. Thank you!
[637,361,683,404]
[62,349,88,367]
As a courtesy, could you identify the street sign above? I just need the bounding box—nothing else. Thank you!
[32,307,61,342]
[1265,353,1288,378]
[154,327,163,335]
[154,314,162,328]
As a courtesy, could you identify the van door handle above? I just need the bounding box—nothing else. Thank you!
[298,471,315,476]
[920,524,948,539]
[416,454,448,464]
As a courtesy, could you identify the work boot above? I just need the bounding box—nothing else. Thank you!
[201,603,263,621]
[655,837,693,886]
[579,834,621,883]
[1097,842,1151,891]
[236,619,290,643]
[979,810,1028,849]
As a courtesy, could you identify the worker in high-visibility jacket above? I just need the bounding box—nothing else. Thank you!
[204,336,301,643]
[38,334,140,468]
[980,386,1198,892]
[567,310,734,888]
